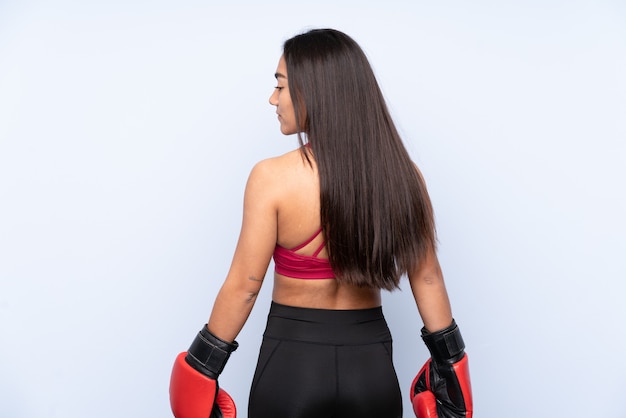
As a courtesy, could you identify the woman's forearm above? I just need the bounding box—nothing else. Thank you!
[206,277,263,343]
[412,276,453,332]
[409,252,453,332]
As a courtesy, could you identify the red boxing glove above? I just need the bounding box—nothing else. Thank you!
[410,320,473,418]
[170,326,238,418]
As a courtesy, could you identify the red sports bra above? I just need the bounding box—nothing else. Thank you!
[273,228,335,279]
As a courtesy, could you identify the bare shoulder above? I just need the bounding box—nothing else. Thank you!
[246,148,312,197]
[250,148,312,182]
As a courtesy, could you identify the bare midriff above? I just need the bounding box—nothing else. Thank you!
[272,273,382,310]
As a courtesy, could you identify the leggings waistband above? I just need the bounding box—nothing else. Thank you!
[263,301,392,345]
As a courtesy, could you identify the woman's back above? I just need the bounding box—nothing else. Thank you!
[170,28,470,418]
[266,147,381,309]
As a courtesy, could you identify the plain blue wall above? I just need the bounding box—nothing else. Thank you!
[1,1,625,417]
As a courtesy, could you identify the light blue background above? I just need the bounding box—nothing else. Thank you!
[1,1,625,417]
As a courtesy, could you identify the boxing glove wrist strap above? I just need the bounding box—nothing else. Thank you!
[185,326,239,379]
[421,319,465,364]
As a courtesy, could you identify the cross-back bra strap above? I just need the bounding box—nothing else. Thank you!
[290,228,323,251]
[312,240,326,258]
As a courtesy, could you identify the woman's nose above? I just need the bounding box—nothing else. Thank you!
[269,89,278,106]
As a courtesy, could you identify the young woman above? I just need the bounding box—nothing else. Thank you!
[170,28,473,418]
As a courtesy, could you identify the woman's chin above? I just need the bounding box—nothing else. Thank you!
[280,126,297,136]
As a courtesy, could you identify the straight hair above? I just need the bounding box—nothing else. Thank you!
[283,28,436,290]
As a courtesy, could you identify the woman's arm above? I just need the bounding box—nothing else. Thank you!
[408,248,473,418]
[206,159,279,342]
[170,160,279,418]
[408,163,453,332]
[408,249,453,332]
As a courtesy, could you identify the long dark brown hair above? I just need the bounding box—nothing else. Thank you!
[283,28,436,290]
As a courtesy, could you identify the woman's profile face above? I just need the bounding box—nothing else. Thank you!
[269,56,298,135]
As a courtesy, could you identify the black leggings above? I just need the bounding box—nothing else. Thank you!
[248,302,402,418]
